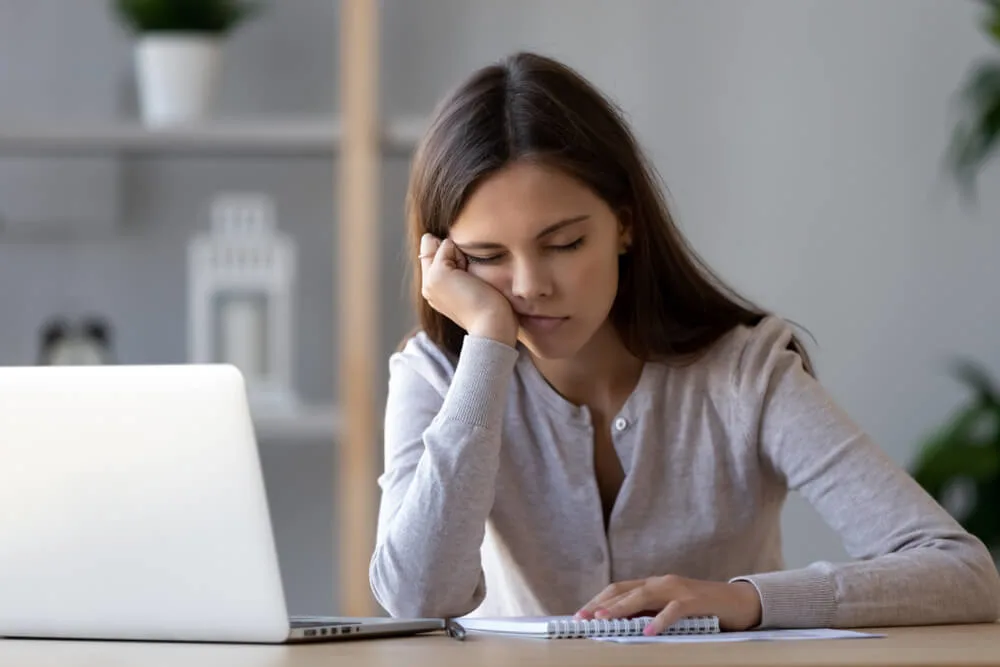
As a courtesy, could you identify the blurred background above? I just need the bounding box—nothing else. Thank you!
[1,0,999,617]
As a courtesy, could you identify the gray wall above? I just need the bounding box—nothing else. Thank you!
[2,0,999,615]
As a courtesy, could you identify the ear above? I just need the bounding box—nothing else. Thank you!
[617,209,633,254]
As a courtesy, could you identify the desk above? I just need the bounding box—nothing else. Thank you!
[1,623,998,667]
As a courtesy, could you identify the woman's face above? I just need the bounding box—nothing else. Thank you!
[449,161,629,360]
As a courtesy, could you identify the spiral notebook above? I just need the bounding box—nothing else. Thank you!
[455,615,720,639]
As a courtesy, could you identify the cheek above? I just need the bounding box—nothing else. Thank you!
[567,249,619,299]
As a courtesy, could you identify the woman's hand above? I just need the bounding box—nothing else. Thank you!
[419,233,518,347]
[575,575,762,635]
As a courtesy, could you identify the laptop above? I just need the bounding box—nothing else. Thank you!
[0,363,445,643]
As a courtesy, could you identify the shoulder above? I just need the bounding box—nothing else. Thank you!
[673,316,814,449]
[388,330,459,397]
[698,315,809,395]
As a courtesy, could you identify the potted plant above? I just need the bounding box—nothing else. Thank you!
[946,0,1000,200]
[911,0,1000,560]
[110,0,262,126]
[911,362,1000,557]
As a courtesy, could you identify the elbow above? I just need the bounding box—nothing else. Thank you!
[946,536,1000,623]
[377,596,478,621]
[369,545,484,619]
[966,548,1000,622]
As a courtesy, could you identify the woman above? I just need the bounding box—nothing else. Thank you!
[369,51,1000,635]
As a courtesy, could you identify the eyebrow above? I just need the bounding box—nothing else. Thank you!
[455,215,590,251]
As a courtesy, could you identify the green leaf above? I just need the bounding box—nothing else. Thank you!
[958,475,1000,552]
[946,60,1000,199]
[913,407,1000,490]
[981,0,1000,45]
[110,0,263,34]
[951,358,1000,407]
[913,440,999,490]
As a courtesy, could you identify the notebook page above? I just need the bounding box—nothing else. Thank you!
[456,617,557,636]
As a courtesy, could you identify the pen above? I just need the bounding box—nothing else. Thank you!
[445,619,467,641]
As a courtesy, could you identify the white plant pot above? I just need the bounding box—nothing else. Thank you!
[135,34,221,126]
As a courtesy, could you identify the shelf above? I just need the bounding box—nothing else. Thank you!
[0,115,427,157]
[252,404,342,443]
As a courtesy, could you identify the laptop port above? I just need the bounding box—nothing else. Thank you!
[304,629,317,637]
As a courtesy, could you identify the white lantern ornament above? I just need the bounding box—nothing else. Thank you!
[187,193,299,415]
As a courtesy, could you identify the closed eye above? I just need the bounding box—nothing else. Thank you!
[464,237,585,265]
[465,253,505,265]
[551,237,585,252]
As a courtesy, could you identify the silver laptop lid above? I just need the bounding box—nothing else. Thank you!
[0,364,291,643]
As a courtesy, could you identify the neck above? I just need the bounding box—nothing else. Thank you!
[529,321,644,413]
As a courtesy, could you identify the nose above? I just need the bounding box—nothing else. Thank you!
[510,257,553,301]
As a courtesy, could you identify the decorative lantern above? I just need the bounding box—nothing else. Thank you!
[187,193,298,413]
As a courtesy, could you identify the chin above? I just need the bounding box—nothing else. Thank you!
[516,326,592,361]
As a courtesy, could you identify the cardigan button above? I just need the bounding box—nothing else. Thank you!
[614,417,628,432]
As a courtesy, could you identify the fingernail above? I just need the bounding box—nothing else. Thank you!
[594,609,608,619]
[643,626,655,636]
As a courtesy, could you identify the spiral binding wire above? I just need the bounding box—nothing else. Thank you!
[549,615,719,639]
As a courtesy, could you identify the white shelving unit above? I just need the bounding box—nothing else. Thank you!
[0,111,419,451]
[0,115,425,156]
[0,0,394,616]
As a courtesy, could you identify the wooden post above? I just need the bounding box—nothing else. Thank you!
[337,0,379,616]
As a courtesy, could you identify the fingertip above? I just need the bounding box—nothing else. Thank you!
[419,233,435,253]
[652,607,680,637]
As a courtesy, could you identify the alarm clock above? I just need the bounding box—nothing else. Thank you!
[37,316,114,366]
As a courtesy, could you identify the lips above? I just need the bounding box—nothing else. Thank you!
[517,314,569,333]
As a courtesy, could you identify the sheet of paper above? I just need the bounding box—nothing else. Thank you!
[593,628,886,644]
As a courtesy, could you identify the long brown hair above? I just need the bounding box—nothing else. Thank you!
[404,51,812,373]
